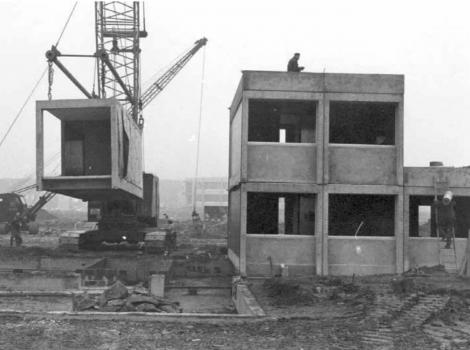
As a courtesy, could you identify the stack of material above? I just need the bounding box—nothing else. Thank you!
[73,281,182,313]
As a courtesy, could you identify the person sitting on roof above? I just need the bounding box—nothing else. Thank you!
[287,53,305,72]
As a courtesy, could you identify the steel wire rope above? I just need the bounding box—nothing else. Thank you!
[55,2,78,47]
[142,44,194,90]
[191,45,207,213]
[0,2,78,152]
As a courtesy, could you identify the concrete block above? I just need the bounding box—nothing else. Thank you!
[150,274,165,297]
[232,282,265,316]
[0,271,81,291]
[36,98,143,200]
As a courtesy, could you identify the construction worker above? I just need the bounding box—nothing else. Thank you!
[433,191,456,249]
[9,212,23,247]
[191,210,203,236]
[287,53,304,72]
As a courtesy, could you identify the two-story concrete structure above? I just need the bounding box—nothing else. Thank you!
[228,71,470,277]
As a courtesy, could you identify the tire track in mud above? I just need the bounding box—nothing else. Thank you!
[361,293,450,349]
[423,317,470,348]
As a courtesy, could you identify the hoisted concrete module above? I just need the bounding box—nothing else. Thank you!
[36,98,143,201]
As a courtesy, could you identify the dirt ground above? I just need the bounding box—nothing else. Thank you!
[0,272,469,349]
[0,316,367,350]
[1,227,470,349]
[0,306,459,350]
[248,272,470,349]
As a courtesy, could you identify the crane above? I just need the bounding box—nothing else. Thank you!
[0,190,56,235]
[42,1,208,248]
[139,37,207,111]
[46,1,207,125]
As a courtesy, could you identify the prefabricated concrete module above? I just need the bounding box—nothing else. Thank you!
[36,98,143,201]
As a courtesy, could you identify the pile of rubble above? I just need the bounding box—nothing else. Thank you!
[262,276,368,306]
[73,281,182,313]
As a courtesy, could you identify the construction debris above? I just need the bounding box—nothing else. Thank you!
[404,264,447,277]
[73,281,182,313]
[262,276,364,306]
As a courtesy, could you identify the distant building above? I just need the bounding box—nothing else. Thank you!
[158,179,186,209]
[184,177,228,220]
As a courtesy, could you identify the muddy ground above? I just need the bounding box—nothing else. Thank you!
[0,271,469,349]
[1,225,470,349]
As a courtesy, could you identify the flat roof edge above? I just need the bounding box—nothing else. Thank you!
[36,98,121,109]
[241,70,405,79]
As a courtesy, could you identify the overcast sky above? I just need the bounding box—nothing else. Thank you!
[0,0,469,180]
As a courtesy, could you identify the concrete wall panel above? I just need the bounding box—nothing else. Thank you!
[405,167,470,188]
[328,237,396,275]
[230,106,242,185]
[242,71,404,94]
[408,238,467,268]
[247,143,316,183]
[244,71,324,92]
[328,145,396,185]
[228,188,241,257]
[324,74,404,94]
[114,107,143,192]
[246,235,315,276]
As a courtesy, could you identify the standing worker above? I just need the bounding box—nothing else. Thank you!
[287,53,305,72]
[433,191,456,249]
[9,212,23,247]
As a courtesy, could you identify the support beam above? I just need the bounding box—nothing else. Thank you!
[46,46,94,99]
[96,49,134,105]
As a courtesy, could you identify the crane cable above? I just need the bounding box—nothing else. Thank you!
[0,2,78,152]
[0,67,48,151]
[55,2,78,48]
[191,45,207,213]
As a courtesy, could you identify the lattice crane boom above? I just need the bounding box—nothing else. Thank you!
[139,37,207,111]
[95,1,147,122]
[45,2,207,126]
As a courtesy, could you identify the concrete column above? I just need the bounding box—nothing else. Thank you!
[316,186,329,275]
[240,184,248,277]
[150,274,165,297]
[322,94,330,184]
[316,97,324,184]
[395,191,405,273]
[315,188,324,275]
[403,189,410,271]
[240,95,249,182]
[36,105,44,190]
[395,99,404,186]
[322,187,329,275]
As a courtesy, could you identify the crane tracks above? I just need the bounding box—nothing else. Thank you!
[361,293,451,349]
[423,319,470,348]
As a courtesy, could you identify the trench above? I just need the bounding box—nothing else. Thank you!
[0,253,261,316]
